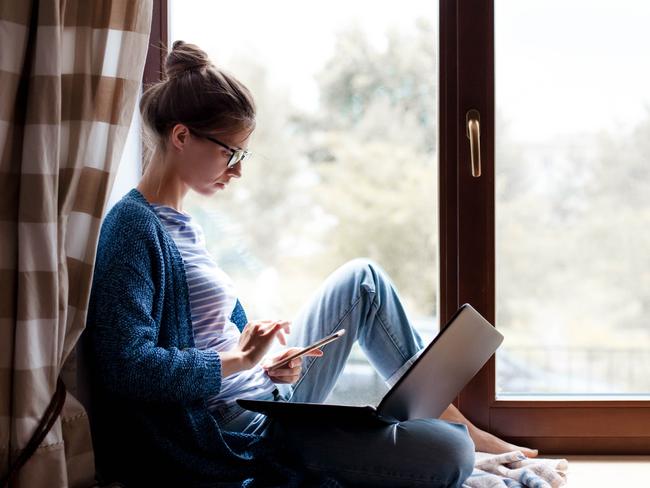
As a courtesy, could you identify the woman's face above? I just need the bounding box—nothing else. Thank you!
[170,124,252,196]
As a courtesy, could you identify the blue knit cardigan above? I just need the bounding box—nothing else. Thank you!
[86,189,317,487]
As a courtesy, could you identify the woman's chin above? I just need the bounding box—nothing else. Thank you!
[194,185,222,197]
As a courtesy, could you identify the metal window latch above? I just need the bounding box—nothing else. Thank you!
[466,109,481,177]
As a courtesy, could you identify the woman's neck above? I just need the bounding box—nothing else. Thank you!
[136,151,188,211]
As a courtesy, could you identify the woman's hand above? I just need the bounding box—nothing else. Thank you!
[221,319,290,377]
[238,319,292,367]
[262,347,324,384]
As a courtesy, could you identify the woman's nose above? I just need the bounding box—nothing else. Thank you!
[228,163,242,178]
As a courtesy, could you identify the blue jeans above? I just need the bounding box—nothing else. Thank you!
[214,259,475,487]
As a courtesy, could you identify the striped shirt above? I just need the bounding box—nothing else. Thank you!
[152,204,276,410]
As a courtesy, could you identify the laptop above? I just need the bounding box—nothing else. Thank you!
[237,303,503,426]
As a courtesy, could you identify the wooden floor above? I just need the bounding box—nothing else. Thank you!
[547,455,650,486]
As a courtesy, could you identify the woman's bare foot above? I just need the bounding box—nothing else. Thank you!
[470,427,538,457]
[439,404,539,457]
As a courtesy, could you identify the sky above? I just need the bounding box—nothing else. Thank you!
[495,0,650,142]
[170,0,650,143]
[170,0,436,111]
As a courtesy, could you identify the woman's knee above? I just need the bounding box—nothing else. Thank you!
[436,421,475,487]
[339,257,385,289]
[399,419,475,487]
[343,257,378,274]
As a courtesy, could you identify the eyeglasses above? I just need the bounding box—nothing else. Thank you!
[191,130,251,169]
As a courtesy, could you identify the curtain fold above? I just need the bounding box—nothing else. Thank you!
[0,1,152,486]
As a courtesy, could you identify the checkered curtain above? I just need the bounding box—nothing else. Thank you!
[0,1,152,486]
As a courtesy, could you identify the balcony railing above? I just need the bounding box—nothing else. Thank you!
[327,345,650,405]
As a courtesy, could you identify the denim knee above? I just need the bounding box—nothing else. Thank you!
[399,419,475,488]
[343,257,378,278]
[437,422,475,488]
[340,257,386,292]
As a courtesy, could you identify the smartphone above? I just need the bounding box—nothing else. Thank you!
[265,329,346,371]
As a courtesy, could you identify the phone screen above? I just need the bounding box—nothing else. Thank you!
[265,329,346,371]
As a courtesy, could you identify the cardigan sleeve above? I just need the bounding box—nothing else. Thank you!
[90,239,223,405]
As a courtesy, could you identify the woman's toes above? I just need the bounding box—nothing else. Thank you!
[518,446,539,458]
[471,429,539,457]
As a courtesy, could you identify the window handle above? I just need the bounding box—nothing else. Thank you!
[466,109,481,177]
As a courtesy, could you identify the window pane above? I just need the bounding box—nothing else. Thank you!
[107,90,142,213]
[495,0,650,396]
[170,1,439,405]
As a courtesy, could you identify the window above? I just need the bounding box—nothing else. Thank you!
[170,0,439,405]
[494,0,650,397]
[150,0,650,451]
[442,0,650,453]
[106,91,142,213]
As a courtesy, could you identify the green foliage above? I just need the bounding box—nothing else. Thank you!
[311,132,437,315]
[496,111,650,348]
[317,19,437,154]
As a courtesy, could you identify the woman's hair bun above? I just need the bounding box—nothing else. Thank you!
[165,40,212,79]
[140,40,255,171]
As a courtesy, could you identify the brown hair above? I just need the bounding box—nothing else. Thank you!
[140,41,256,166]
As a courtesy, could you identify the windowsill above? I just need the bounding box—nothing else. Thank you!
[551,455,650,487]
[496,393,650,402]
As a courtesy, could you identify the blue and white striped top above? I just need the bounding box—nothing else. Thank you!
[152,204,276,411]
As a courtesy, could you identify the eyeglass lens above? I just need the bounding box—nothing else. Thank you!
[228,150,248,168]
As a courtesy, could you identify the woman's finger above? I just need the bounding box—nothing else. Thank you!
[303,349,323,358]
[278,320,291,335]
[267,364,301,376]
[276,347,302,359]
[275,330,287,346]
[268,365,302,378]
[264,358,301,374]
[261,322,284,335]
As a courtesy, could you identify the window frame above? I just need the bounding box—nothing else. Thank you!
[440,0,650,454]
[151,0,650,453]
[144,0,168,88]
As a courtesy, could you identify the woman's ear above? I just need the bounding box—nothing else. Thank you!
[170,123,190,151]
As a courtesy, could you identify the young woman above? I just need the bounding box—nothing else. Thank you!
[87,41,537,487]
